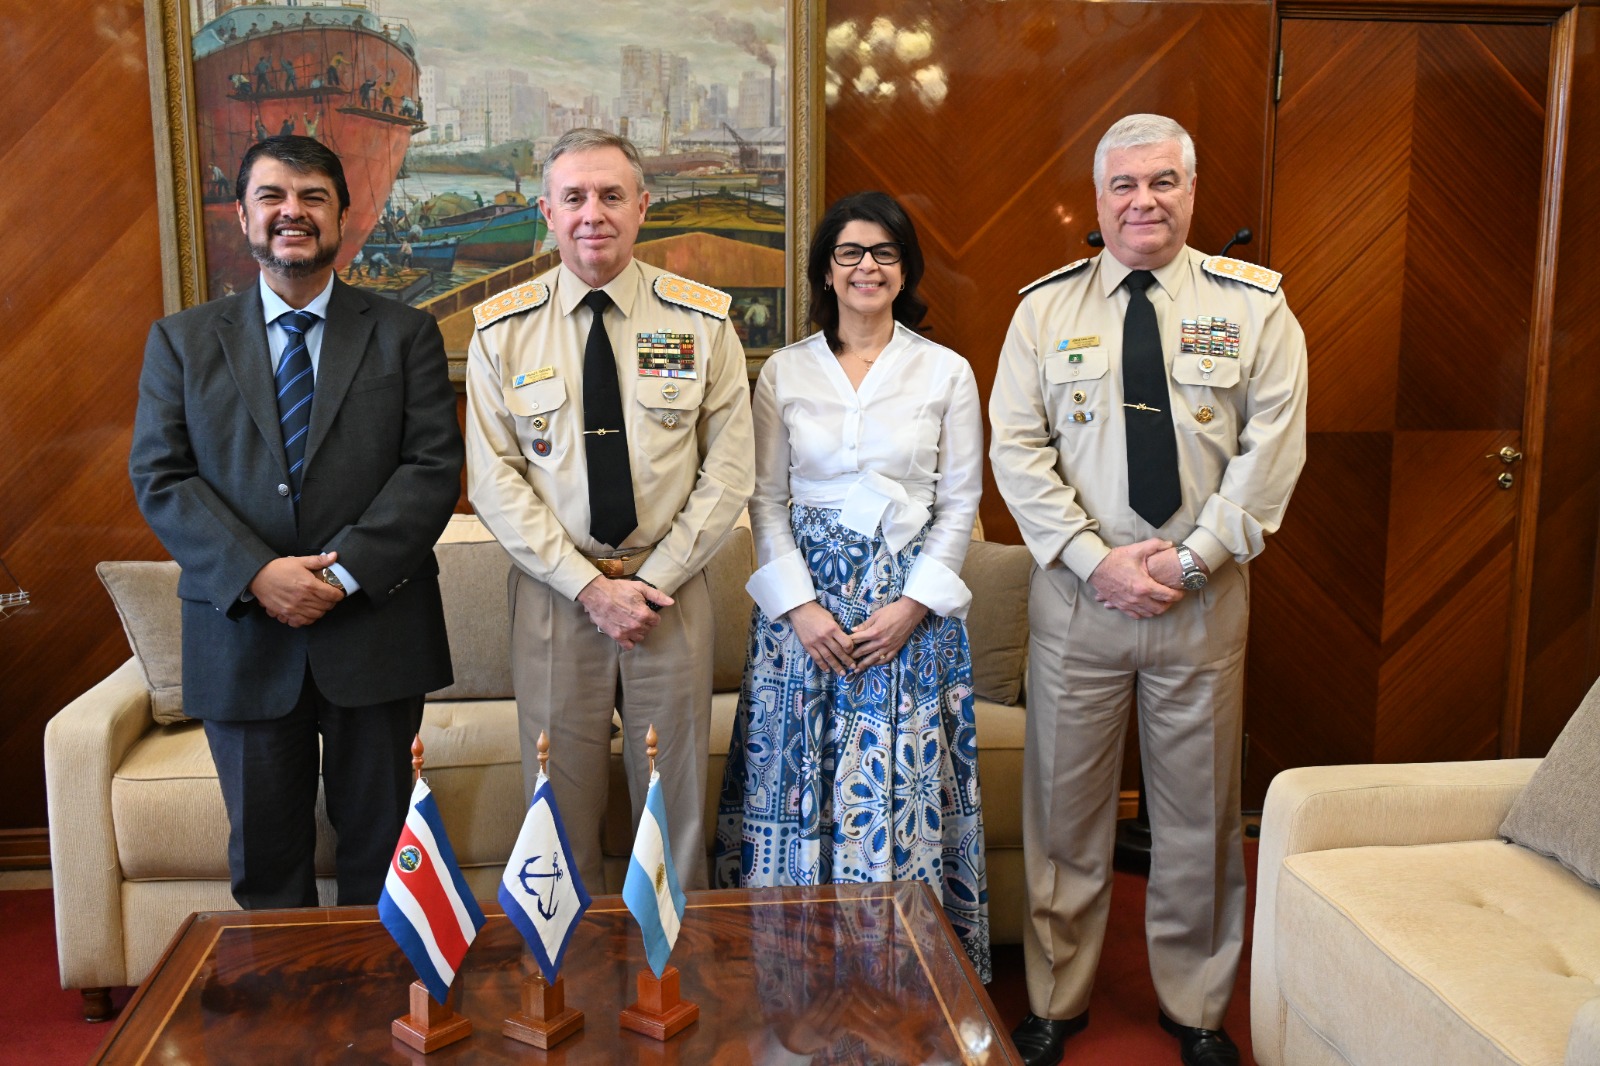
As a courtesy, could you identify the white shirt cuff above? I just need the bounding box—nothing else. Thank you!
[902,553,973,619]
[745,548,817,620]
[326,561,360,594]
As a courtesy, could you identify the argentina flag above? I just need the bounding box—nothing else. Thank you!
[378,779,486,1005]
[623,771,687,978]
[498,773,591,983]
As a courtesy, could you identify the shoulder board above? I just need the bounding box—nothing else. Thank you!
[653,273,731,320]
[1019,258,1092,295]
[1202,256,1282,293]
[473,280,550,330]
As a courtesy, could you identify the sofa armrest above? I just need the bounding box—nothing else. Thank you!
[44,659,158,990]
[1250,759,1541,1066]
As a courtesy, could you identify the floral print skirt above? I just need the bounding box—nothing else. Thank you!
[713,505,991,982]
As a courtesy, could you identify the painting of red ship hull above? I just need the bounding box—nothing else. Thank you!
[191,1,423,296]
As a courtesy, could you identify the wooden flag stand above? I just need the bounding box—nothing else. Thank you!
[503,732,585,1049]
[618,725,699,1041]
[393,979,474,1053]
[620,964,699,1040]
[391,735,474,1054]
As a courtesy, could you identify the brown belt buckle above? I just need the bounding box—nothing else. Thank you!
[594,557,626,578]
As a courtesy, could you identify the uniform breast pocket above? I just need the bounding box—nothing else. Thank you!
[503,377,568,463]
[1170,358,1241,439]
[1045,348,1110,435]
[634,376,704,433]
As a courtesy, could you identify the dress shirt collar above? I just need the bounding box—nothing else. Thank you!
[555,259,642,319]
[1096,246,1193,302]
[258,272,335,325]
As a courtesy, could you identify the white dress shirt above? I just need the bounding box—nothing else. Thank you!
[746,324,983,620]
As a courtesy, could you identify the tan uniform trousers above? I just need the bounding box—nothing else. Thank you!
[1023,559,1248,1029]
[508,566,713,892]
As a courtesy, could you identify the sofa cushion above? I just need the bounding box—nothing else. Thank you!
[112,699,525,879]
[1501,677,1600,888]
[1277,840,1600,1066]
[960,541,1032,705]
[428,539,515,700]
[96,561,187,725]
[704,526,756,692]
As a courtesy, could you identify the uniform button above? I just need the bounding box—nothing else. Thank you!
[277,484,289,496]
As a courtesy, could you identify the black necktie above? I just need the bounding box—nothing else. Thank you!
[1122,270,1181,527]
[581,290,637,548]
[275,310,318,509]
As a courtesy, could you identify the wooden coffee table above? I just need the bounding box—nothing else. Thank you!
[92,881,1018,1064]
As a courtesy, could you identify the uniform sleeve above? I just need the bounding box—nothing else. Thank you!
[635,315,756,595]
[988,295,1111,581]
[744,356,816,619]
[901,353,981,618]
[1181,288,1309,572]
[464,323,601,600]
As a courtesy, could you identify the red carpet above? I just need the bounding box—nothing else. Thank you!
[1,843,1256,1064]
[0,889,131,1063]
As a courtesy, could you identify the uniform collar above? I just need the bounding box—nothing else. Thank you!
[556,259,643,319]
[1097,246,1194,301]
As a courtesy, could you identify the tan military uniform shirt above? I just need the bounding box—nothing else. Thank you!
[990,246,1308,579]
[466,259,755,598]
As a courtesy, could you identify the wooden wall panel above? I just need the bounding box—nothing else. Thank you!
[822,0,1274,546]
[0,0,169,832]
[1521,6,1600,754]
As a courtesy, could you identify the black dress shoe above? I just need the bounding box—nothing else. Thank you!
[1010,1011,1088,1066]
[1158,1011,1240,1066]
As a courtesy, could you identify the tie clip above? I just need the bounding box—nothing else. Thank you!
[1124,402,1163,413]
[583,428,622,436]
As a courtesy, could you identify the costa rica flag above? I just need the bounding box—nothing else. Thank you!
[379,779,486,1004]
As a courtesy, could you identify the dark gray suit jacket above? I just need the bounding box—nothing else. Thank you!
[130,278,464,720]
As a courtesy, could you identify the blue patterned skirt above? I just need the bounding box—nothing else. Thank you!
[714,505,991,982]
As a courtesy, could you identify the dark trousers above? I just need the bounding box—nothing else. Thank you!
[203,670,425,910]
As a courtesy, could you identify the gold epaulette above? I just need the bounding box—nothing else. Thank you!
[1019,258,1092,295]
[653,273,731,320]
[473,280,550,330]
[1202,256,1282,293]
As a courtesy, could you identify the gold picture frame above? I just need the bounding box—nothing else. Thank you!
[143,0,822,380]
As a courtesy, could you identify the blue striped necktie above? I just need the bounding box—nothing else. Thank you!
[275,310,318,508]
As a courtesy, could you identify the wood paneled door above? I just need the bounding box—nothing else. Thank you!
[1244,17,1554,802]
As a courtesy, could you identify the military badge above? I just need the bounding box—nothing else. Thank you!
[638,332,697,379]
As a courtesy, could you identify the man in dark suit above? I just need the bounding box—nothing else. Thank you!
[130,136,464,910]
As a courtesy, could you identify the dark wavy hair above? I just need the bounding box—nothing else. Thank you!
[236,135,351,211]
[806,191,927,353]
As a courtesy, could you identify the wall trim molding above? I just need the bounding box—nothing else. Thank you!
[0,828,50,870]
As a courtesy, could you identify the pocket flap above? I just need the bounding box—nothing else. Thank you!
[1045,348,1110,384]
[503,375,568,416]
[635,376,704,410]
[1172,357,1241,389]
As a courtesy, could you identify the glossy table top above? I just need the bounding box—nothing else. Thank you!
[93,881,1017,1064]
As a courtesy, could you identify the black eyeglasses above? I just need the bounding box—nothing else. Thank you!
[831,242,903,266]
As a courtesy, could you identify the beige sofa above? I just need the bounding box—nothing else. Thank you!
[1251,756,1600,1066]
[46,515,1034,1019]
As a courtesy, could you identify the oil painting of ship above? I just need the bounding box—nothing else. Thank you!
[191,0,424,297]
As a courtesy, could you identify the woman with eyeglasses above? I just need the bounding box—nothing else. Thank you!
[714,191,990,980]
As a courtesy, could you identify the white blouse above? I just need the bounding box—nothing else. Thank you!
[745,324,984,620]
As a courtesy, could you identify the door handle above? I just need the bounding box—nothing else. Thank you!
[1486,446,1524,464]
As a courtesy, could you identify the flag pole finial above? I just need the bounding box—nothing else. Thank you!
[411,734,425,783]
[537,730,550,777]
[646,724,658,776]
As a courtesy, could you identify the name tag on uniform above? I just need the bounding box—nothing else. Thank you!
[637,332,697,379]
[1058,335,1100,351]
[512,367,555,388]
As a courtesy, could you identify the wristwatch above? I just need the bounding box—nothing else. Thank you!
[318,567,346,595]
[1175,545,1208,591]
